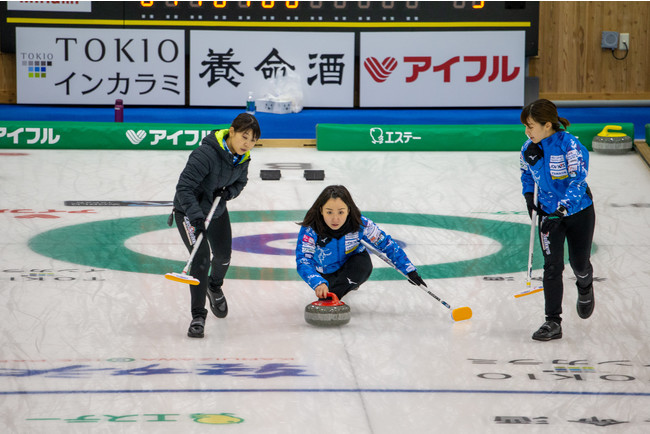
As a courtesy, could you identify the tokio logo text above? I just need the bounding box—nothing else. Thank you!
[470,358,650,383]
[20,52,54,79]
[2,268,105,282]
[52,37,182,97]
[369,128,421,145]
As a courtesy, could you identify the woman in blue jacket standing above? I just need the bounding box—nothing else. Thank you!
[296,185,426,300]
[520,99,595,341]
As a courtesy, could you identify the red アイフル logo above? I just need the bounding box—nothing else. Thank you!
[363,57,397,83]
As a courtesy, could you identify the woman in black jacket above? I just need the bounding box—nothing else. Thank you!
[172,113,261,338]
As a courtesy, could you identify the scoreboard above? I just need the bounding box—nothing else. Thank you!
[1,1,539,55]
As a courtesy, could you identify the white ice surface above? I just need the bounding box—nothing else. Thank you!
[0,148,649,433]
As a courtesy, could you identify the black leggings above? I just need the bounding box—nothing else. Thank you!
[175,209,232,319]
[538,205,595,323]
[321,250,373,299]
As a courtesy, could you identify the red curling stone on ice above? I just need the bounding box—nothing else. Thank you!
[304,292,351,326]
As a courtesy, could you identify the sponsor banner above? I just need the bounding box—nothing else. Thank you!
[0,121,227,150]
[16,27,184,105]
[189,30,354,108]
[26,413,245,425]
[8,1,92,12]
[0,361,313,379]
[0,208,96,219]
[1,268,105,282]
[360,31,525,107]
[64,201,173,207]
[0,121,633,151]
[316,123,635,151]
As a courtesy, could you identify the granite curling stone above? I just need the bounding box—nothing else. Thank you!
[592,125,633,155]
[304,292,351,326]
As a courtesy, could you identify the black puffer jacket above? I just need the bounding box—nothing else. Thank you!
[173,129,250,222]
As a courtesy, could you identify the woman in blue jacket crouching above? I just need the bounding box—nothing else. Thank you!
[296,185,425,300]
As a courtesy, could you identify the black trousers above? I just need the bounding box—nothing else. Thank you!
[175,209,232,319]
[321,250,373,299]
[538,205,595,323]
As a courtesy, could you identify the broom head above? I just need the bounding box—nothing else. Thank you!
[165,272,200,285]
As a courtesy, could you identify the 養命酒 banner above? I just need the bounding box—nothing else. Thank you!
[189,30,354,108]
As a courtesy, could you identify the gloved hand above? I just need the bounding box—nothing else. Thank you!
[213,187,232,201]
[221,188,232,201]
[523,141,543,166]
[190,218,206,238]
[524,192,539,219]
[407,270,427,287]
[541,206,567,234]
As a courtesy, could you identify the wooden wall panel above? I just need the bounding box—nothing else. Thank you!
[0,52,16,103]
[531,1,650,100]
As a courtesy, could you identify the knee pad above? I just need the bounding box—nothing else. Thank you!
[543,262,565,279]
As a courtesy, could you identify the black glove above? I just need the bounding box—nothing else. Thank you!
[221,188,232,201]
[524,192,539,219]
[407,270,427,287]
[213,187,232,201]
[523,141,543,166]
[190,218,205,238]
[540,206,567,234]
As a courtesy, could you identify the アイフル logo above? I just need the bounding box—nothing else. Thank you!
[363,57,397,83]
[126,130,146,145]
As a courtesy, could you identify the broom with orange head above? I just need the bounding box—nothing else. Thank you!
[165,196,224,285]
[514,183,544,298]
[360,240,472,322]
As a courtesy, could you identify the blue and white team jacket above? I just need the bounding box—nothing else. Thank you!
[296,216,416,290]
[520,130,593,216]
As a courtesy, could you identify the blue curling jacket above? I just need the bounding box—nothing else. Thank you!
[296,215,416,290]
[520,130,593,216]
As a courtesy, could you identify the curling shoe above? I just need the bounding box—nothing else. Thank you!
[187,316,205,338]
[207,286,228,318]
[577,284,594,319]
[532,320,562,341]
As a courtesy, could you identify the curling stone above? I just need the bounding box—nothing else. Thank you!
[592,125,633,155]
[304,292,351,327]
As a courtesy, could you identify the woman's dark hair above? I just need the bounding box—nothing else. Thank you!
[231,113,261,141]
[298,185,363,234]
[520,99,570,131]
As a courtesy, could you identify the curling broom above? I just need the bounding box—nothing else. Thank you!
[165,196,224,285]
[360,240,472,322]
[515,183,544,298]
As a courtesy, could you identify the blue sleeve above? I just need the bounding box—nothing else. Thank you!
[295,226,328,290]
[361,216,416,276]
[520,141,536,196]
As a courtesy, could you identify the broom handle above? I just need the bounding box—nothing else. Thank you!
[526,183,539,287]
[360,239,452,311]
[180,195,225,274]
